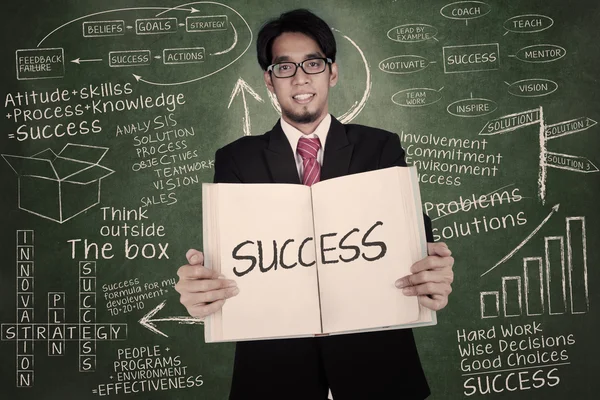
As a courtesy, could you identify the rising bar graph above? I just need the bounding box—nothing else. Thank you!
[480,216,589,319]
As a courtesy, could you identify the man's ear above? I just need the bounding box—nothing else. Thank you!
[264,70,275,93]
[329,62,339,88]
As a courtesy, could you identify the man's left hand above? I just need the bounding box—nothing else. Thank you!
[395,242,454,311]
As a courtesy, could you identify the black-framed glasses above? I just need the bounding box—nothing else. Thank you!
[267,57,332,78]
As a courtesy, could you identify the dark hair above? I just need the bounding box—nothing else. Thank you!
[256,9,337,71]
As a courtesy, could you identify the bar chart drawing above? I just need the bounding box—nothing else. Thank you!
[480,216,589,319]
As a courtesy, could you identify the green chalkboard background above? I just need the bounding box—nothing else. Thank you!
[1,0,599,399]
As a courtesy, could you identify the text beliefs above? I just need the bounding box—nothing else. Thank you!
[456,322,576,396]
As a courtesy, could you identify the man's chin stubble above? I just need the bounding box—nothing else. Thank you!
[284,108,319,125]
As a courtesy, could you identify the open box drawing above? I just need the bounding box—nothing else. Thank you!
[2,143,114,223]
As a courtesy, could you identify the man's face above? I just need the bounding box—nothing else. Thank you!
[264,32,338,127]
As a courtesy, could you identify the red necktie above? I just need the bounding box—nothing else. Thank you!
[297,137,321,186]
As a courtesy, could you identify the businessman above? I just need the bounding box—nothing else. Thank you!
[176,9,454,400]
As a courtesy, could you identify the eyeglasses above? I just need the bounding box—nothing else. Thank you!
[267,57,332,78]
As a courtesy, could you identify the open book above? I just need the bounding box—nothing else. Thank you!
[202,166,436,342]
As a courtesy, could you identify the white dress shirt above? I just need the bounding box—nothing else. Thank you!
[280,113,332,180]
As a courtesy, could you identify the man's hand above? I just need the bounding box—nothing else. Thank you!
[395,242,454,311]
[175,249,239,318]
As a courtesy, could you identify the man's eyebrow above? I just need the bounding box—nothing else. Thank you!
[272,52,325,64]
[272,55,291,63]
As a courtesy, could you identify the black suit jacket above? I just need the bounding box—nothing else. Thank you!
[214,116,432,400]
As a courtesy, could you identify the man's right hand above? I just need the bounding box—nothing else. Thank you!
[175,249,239,318]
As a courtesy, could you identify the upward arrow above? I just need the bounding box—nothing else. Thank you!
[228,78,264,136]
[481,204,560,277]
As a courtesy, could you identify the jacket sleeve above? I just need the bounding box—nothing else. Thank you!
[213,146,243,184]
[378,133,434,243]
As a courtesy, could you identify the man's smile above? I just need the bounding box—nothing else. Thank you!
[292,93,315,104]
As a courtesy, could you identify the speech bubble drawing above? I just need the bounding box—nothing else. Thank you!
[513,44,566,63]
[504,14,554,34]
[507,79,558,97]
[378,55,431,74]
[392,88,443,107]
[440,1,491,25]
[387,24,438,43]
[447,97,497,117]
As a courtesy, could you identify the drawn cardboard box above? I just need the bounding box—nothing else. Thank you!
[2,143,114,223]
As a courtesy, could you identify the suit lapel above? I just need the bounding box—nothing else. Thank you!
[321,117,354,181]
[263,121,301,184]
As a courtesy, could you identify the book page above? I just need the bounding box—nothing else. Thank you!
[311,167,422,333]
[204,183,322,341]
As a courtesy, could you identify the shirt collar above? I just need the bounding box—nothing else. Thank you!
[280,113,331,154]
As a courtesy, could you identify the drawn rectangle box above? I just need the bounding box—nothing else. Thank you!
[1,324,17,340]
[80,340,96,354]
[17,355,34,371]
[16,246,34,261]
[48,341,64,356]
[16,48,65,80]
[18,293,34,308]
[135,17,178,35]
[79,355,96,372]
[48,309,65,324]
[79,277,96,293]
[17,277,34,293]
[48,292,65,308]
[80,261,96,276]
[502,276,522,317]
[2,144,114,224]
[480,291,499,318]
[545,236,566,314]
[186,15,228,32]
[442,43,500,73]
[110,324,128,340]
[524,257,544,315]
[17,230,34,245]
[163,47,205,65]
[80,308,96,324]
[82,20,125,37]
[17,309,34,324]
[567,217,588,313]
[17,371,33,387]
[80,293,96,309]
[17,261,34,276]
[108,50,151,68]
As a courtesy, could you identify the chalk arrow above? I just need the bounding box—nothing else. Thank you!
[210,22,238,56]
[155,6,199,17]
[132,74,142,82]
[228,78,264,136]
[71,58,102,64]
[481,204,560,277]
[139,300,203,338]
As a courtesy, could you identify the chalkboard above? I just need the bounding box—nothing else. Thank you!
[1,0,599,399]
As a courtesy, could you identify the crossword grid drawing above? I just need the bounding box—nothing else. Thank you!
[0,230,127,388]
